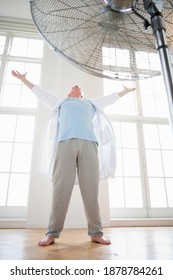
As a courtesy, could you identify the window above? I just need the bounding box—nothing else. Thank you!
[140,77,169,117]
[103,48,173,219]
[102,47,130,67]
[0,32,44,218]
[144,124,173,208]
[103,76,137,116]
[136,51,161,71]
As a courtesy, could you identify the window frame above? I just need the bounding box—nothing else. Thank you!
[103,47,173,219]
[0,29,44,219]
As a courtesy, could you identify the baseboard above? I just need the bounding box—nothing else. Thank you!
[110,218,173,227]
[0,219,27,228]
[0,219,173,229]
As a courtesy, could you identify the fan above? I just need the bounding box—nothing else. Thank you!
[30,0,173,125]
[30,0,173,80]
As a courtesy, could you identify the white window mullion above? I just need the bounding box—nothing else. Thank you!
[136,120,151,218]
[0,33,10,95]
[157,125,170,209]
[4,114,18,206]
[119,122,126,208]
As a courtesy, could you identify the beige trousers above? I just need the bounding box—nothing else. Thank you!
[46,139,103,238]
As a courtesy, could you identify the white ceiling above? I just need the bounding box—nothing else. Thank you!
[0,0,31,19]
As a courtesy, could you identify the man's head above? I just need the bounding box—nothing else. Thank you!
[68,85,83,98]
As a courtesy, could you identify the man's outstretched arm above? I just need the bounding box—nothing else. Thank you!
[11,70,59,109]
[92,85,136,109]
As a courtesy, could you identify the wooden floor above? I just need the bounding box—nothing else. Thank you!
[0,227,173,260]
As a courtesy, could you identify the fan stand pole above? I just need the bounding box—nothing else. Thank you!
[144,0,173,129]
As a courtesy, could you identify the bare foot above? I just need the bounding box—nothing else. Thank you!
[91,236,111,245]
[38,236,55,246]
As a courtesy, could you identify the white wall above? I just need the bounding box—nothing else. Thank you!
[0,0,31,20]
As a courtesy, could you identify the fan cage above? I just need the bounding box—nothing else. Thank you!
[30,0,173,81]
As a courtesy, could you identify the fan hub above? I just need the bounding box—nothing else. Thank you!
[104,0,137,13]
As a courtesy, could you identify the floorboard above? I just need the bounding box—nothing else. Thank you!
[0,227,173,260]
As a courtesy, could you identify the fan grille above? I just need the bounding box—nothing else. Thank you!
[30,0,173,80]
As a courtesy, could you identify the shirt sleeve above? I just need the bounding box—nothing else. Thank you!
[92,91,120,110]
[31,85,60,109]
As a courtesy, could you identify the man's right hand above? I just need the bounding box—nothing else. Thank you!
[11,70,35,89]
[11,70,27,81]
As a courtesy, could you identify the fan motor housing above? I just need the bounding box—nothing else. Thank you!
[104,0,137,12]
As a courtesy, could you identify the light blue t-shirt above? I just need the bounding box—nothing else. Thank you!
[57,98,97,143]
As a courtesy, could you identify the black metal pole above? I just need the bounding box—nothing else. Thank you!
[143,0,173,128]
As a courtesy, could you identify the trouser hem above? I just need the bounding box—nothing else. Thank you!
[46,233,60,239]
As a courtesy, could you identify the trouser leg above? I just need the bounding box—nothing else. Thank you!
[77,140,103,237]
[46,141,77,238]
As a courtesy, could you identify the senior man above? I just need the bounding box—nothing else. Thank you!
[12,70,135,246]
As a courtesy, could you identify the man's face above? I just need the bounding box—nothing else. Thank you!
[68,85,83,98]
